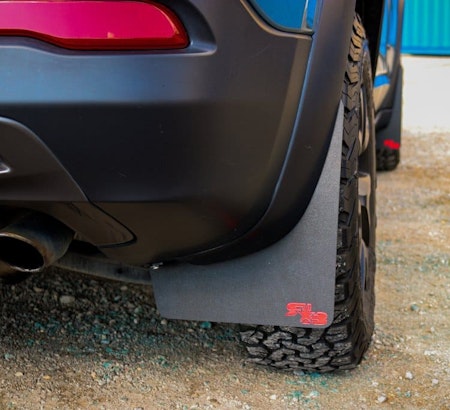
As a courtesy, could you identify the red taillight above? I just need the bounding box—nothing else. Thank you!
[0,1,189,50]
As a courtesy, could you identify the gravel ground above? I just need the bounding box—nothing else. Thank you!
[0,56,449,410]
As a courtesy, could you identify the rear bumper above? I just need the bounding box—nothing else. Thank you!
[0,0,354,265]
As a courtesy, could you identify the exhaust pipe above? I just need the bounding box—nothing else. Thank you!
[0,213,73,274]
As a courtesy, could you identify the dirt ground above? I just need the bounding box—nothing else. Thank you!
[0,56,449,410]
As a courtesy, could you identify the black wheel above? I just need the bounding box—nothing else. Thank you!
[239,15,376,372]
[376,146,400,171]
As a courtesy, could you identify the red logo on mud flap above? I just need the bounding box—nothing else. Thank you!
[285,303,328,326]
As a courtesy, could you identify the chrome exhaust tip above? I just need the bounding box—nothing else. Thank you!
[0,213,73,274]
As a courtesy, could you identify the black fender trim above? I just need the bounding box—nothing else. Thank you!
[187,0,355,263]
[151,103,343,326]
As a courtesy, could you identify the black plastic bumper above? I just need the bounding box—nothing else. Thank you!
[0,0,355,265]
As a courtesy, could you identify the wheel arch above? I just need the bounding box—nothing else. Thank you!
[356,0,385,75]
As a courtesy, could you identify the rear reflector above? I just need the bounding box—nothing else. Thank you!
[0,1,189,50]
[383,139,401,150]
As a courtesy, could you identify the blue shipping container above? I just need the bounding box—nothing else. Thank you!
[402,0,450,55]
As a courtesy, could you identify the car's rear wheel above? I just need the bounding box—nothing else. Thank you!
[239,14,376,372]
[376,148,400,171]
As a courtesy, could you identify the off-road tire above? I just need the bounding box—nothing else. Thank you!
[376,147,400,171]
[239,15,377,372]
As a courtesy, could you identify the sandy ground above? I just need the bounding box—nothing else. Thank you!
[0,56,449,410]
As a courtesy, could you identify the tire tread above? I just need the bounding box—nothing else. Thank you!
[239,15,376,372]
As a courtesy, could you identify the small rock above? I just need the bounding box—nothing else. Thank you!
[410,304,420,312]
[59,295,75,305]
[200,321,212,329]
[432,379,439,385]
[270,395,277,400]
[42,375,51,380]
[377,395,387,403]
[15,372,24,378]
[405,372,413,380]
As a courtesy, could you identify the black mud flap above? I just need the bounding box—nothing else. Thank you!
[151,103,344,328]
[376,65,403,150]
